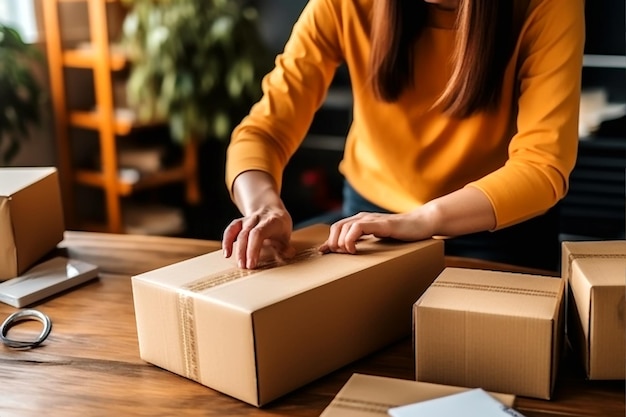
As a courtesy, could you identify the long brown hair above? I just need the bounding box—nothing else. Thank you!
[369,0,517,118]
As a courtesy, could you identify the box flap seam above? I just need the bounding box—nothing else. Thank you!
[431,281,558,298]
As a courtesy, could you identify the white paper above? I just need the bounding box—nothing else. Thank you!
[388,388,525,417]
[0,257,99,307]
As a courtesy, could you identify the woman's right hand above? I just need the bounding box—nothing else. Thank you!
[222,171,295,269]
[222,206,294,269]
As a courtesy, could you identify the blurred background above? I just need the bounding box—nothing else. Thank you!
[0,0,624,245]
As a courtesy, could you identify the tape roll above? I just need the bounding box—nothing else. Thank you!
[0,309,52,349]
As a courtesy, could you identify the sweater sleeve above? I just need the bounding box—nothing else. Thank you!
[225,0,343,194]
[467,0,585,229]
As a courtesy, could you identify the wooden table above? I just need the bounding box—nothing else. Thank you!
[0,232,623,417]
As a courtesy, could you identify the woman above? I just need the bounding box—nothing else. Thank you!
[222,0,585,271]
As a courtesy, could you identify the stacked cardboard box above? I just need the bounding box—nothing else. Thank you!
[562,240,626,380]
[132,224,444,406]
[0,167,65,281]
[413,267,565,399]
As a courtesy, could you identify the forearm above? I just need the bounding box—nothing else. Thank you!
[231,170,288,216]
[418,186,496,237]
[321,186,497,255]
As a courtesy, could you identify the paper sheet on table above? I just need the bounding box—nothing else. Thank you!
[387,388,525,417]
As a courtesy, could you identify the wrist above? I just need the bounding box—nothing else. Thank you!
[233,170,285,216]
[243,187,286,216]
[412,200,444,238]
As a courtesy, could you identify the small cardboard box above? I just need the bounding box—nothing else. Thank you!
[320,373,515,416]
[414,267,565,399]
[131,224,444,406]
[0,167,65,281]
[561,240,626,380]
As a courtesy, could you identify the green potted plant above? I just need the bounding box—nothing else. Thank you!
[121,0,271,144]
[0,24,42,164]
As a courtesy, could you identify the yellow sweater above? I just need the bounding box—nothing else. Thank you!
[226,0,584,229]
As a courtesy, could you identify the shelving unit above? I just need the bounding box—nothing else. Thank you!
[583,54,626,69]
[42,0,200,234]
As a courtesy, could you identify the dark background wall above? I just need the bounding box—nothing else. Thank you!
[558,0,625,241]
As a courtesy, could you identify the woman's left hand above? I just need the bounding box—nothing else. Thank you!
[318,211,435,254]
[319,187,497,254]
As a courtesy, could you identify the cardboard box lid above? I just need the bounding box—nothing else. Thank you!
[562,240,626,283]
[320,373,515,417]
[134,224,441,312]
[0,167,58,196]
[415,267,563,319]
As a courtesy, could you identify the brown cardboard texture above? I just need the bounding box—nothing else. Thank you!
[561,240,626,380]
[0,167,65,281]
[131,224,444,406]
[414,267,565,400]
[320,373,516,417]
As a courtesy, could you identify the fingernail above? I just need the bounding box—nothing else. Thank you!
[238,260,244,269]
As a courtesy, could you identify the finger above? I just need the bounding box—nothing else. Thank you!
[235,229,249,269]
[326,215,356,252]
[318,241,330,254]
[338,222,356,253]
[246,226,266,269]
[222,219,243,258]
[344,222,370,253]
[236,215,259,269]
[325,225,340,252]
[344,219,392,252]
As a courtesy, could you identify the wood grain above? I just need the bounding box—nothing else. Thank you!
[0,232,623,416]
[56,231,222,275]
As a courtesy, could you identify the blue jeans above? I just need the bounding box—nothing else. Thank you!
[296,180,560,271]
[295,181,389,228]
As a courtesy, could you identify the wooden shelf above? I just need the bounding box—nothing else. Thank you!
[74,165,192,196]
[43,0,200,234]
[583,54,626,69]
[58,0,119,3]
[63,48,128,71]
[69,109,162,136]
[117,166,191,195]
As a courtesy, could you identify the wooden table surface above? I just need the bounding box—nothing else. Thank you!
[0,232,623,417]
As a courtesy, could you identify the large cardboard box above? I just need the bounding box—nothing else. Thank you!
[320,373,515,416]
[0,167,65,281]
[132,225,444,406]
[561,240,626,380]
[414,267,565,399]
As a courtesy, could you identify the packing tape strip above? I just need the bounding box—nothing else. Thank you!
[177,247,323,381]
[431,281,559,298]
[330,397,398,415]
